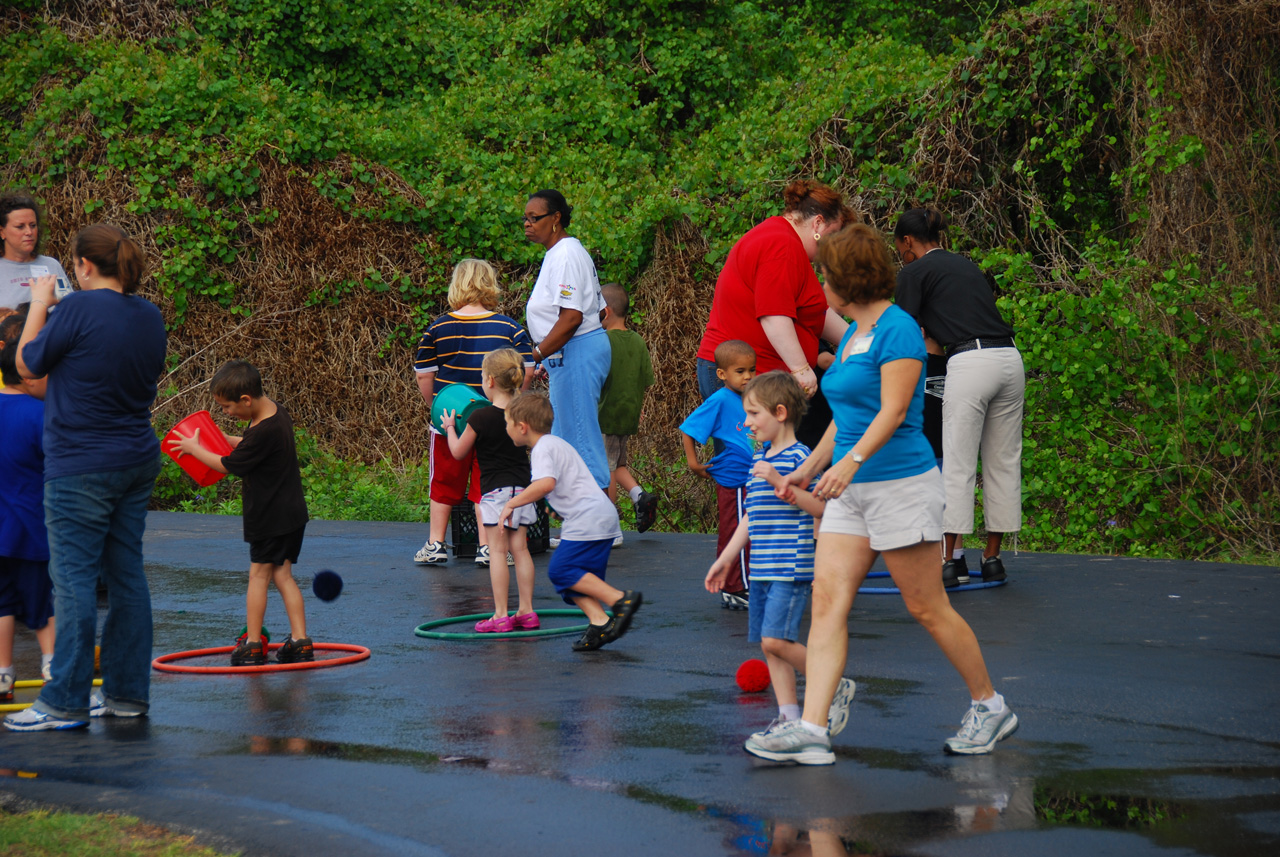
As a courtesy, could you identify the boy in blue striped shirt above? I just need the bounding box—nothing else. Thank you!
[704,371,856,747]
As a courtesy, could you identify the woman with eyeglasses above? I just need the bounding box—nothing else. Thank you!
[893,208,1023,588]
[522,189,611,490]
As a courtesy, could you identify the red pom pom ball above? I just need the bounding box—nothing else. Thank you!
[735,659,771,693]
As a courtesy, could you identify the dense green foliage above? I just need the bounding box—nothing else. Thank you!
[1,0,1275,559]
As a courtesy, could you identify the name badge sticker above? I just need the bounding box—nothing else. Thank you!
[849,335,874,355]
[28,265,50,278]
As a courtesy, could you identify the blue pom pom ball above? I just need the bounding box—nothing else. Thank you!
[312,570,343,602]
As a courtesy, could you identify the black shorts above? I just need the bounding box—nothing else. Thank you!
[249,525,306,565]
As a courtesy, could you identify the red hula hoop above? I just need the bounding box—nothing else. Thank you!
[152,642,371,674]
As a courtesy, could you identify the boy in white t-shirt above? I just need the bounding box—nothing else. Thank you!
[500,393,642,651]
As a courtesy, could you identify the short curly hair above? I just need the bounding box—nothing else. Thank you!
[816,224,896,306]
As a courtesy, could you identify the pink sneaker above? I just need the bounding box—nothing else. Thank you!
[511,612,541,630]
[474,615,515,633]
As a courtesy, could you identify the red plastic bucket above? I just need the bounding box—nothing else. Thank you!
[164,410,233,487]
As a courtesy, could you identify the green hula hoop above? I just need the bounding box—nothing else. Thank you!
[415,609,605,641]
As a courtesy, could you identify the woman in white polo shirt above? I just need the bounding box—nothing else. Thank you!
[521,189,611,489]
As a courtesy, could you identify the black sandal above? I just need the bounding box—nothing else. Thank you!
[571,622,610,652]
[604,590,643,642]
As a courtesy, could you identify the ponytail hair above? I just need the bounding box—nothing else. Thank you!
[73,223,145,294]
[893,208,946,244]
[782,180,855,227]
[482,347,525,395]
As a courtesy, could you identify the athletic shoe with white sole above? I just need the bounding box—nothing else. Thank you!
[743,719,835,765]
[475,545,491,566]
[415,540,448,564]
[41,662,52,682]
[4,707,89,731]
[721,591,749,610]
[827,678,857,737]
[0,673,12,703]
[548,537,561,549]
[635,490,659,533]
[943,702,1019,755]
[89,690,145,718]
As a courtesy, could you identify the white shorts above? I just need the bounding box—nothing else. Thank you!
[479,486,538,528]
[819,468,943,551]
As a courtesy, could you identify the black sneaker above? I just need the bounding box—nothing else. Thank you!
[635,491,659,533]
[942,559,970,588]
[276,636,315,664]
[571,623,609,652]
[231,640,266,666]
[721,590,749,610]
[980,555,1007,583]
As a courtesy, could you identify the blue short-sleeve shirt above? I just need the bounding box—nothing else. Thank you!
[822,304,935,483]
[679,386,753,488]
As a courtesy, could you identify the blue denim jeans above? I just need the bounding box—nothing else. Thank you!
[35,458,160,719]
[545,328,611,488]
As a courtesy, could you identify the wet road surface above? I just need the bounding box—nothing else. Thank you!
[1,512,1277,856]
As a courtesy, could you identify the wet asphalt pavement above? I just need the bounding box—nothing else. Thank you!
[1,512,1278,856]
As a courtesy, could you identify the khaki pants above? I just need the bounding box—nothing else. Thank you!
[942,348,1025,534]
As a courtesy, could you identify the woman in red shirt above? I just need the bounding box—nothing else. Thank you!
[697,181,854,430]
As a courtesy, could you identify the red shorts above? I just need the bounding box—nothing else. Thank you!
[429,432,481,506]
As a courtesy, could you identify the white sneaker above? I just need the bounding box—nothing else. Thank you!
[4,707,88,731]
[548,537,561,549]
[506,552,515,567]
[475,545,491,566]
[0,673,13,698]
[41,661,52,682]
[827,678,857,737]
[612,535,624,548]
[414,540,448,564]
[89,689,145,719]
[944,702,1019,755]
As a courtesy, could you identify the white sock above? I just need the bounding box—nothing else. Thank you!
[628,485,643,503]
[953,549,965,560]
[799,719,829,737]
[974,692,1005,713]
[41,654,53,669]
[0,666,13,677]
[779,704,801,722]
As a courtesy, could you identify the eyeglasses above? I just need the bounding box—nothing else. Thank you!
[522,212,554,225]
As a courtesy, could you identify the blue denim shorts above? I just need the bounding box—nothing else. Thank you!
[747,579,812,643]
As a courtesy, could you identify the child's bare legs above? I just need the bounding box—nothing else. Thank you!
[427,500,487,549]
[0,615,13,670]
[247,561,308,643]
[761,636,807,707]
[506,527,536,617]
[484,525,511,617]
[35,617,54,658]
[271,561,308,641]
[570,573,625,626]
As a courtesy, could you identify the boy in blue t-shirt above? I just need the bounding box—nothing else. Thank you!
[705,372,856,747]
[681,339,755,609]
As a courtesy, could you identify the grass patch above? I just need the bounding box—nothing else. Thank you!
[0,808,238,856]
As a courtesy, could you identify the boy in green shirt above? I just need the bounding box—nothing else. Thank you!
[598,283,659,536]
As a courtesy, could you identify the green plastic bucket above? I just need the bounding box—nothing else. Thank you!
[430,383,488,435]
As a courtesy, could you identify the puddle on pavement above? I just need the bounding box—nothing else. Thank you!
[226,729,1280,855]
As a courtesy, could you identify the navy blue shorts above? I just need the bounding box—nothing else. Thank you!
[0,556,55,629]
[249,526,306,565]
[547,538,612,605]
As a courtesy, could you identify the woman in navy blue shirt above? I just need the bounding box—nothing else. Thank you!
[744,225,1017,764]
[6,224,166,731]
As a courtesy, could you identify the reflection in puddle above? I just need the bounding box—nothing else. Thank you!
[0,769,39,779]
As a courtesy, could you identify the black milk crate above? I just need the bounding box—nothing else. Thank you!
[450,499,551,557]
